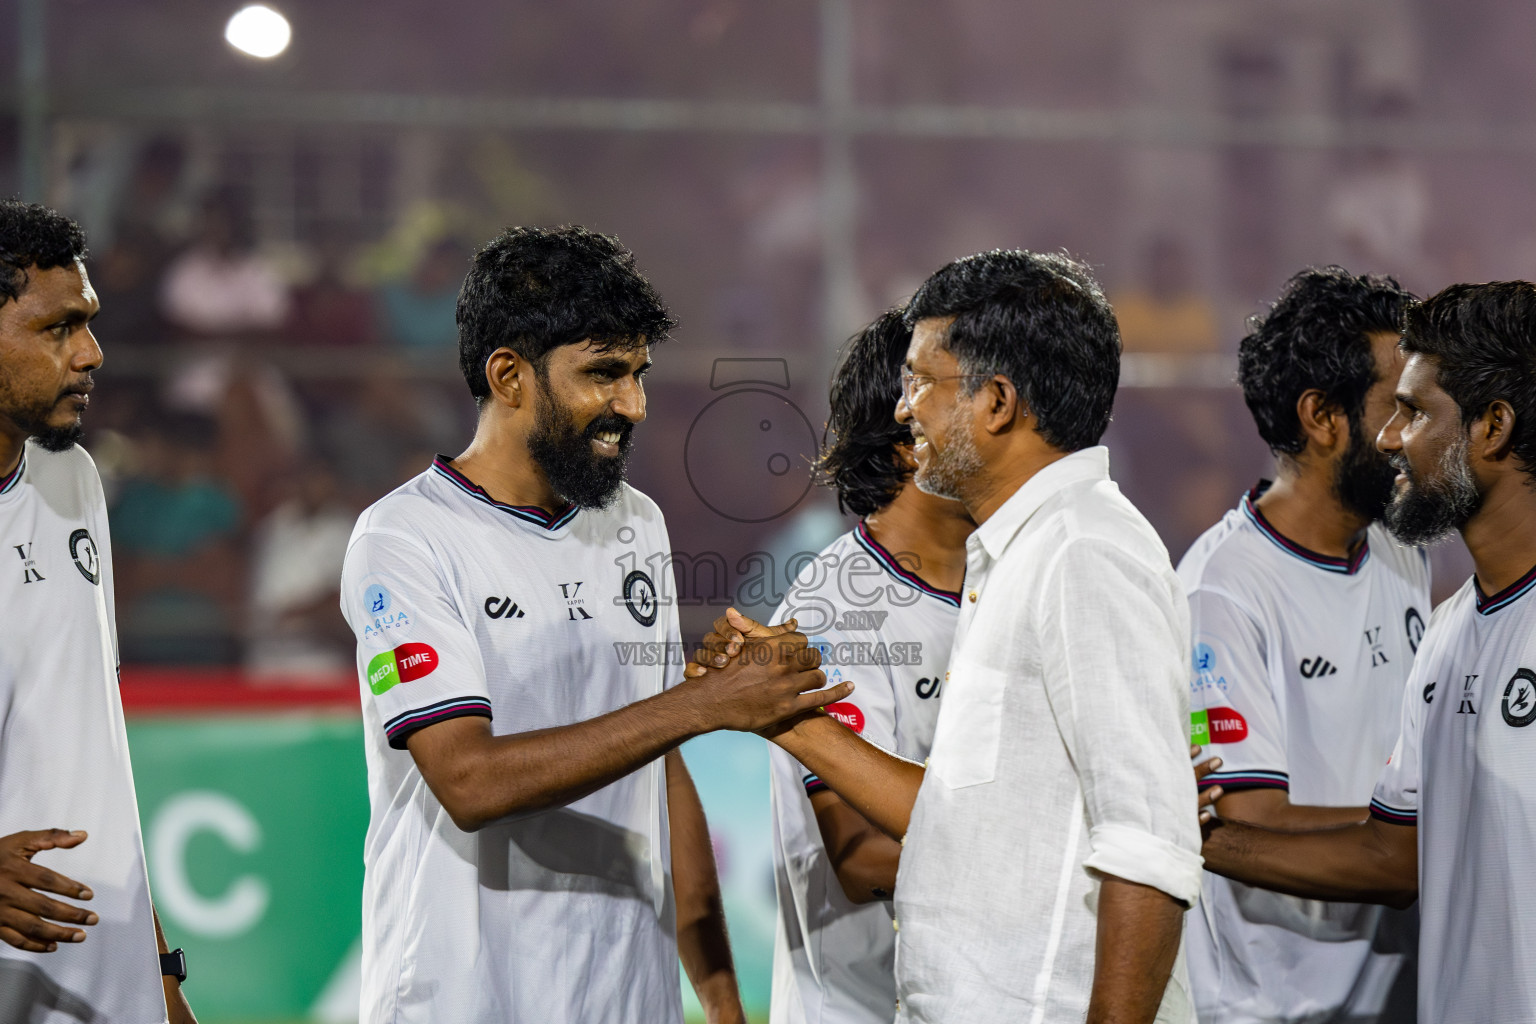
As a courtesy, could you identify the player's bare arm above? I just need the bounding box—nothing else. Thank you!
[807,790,901,902]
[665,750,745,1024]
[691,608,926,839]
[1210,788,1369,832]
[1200,815,1417,908]
[1086,876,1186,1024]
[406,624,850,832]
[0,829,96,953]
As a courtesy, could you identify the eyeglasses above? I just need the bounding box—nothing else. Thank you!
[899,369,995,406]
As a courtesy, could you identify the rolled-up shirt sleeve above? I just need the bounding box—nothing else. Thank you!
[1037,537,1204,906]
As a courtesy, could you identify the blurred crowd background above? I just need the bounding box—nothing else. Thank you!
[2,0,1529,1015]
[7,0,1527,673]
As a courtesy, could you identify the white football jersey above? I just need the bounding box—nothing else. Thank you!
[1178,488,1429,1024]
[341,457,685,1024]
[769,522,960,1024]
[0,443,164,1023]
[1372,564,1536,1023]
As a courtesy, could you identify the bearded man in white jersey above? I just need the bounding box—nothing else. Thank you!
[1182,268,1425,1024]
[761,308,972,1023]
[699,250,1204,1024]
[0,201,195,1022]
[339,225,848,1023]
[1200,281,1536,1024]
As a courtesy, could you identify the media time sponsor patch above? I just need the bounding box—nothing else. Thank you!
[1190,706,1248,745]
[823,702,865,734]
[367,642,440,695]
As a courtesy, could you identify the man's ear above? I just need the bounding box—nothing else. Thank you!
[1477,399,1518,463]
[1294,389,1347,457]
[893,441,917,472]
[978,375,1024,435]
[484,348,528,410]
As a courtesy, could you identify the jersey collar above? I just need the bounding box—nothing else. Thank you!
[853,520,962,608]
[0,452,25,496]
[430,455,579,532]
[1475,562,1536,616]
[1241,482,1369,575]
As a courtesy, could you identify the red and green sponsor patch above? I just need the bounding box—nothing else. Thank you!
[1191,706,1248,745]
[367,642,439,695]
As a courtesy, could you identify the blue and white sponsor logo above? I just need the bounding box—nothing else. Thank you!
[360,583,411,645]
[365,585,391,615]
[1191,641,1229,694]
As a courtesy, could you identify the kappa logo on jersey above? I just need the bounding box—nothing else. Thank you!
[484,596,525,620]
[1191,706,1248,744]
[1456,673,1479,715]
[823,702,865,734]
[1501,668,1536,728]
[1364,626,1389,668]
[1405,607,1425,653]
[13,542,43,584]
[367,642,439,695]
[560,581,592,621]
[622,570,657,627]
[1299,656,1338,678]
[68,529,99,585]
[837,610,889,631]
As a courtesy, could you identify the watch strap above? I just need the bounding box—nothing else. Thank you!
[160,948,187,983]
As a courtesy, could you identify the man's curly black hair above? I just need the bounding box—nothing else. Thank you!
[1402,280,1536,483]
[815,308,914,516]
[0,199,87,308]
[1238,267,1414,456]
[455,225,676,403]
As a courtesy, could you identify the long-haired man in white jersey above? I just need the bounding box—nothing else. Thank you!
[1200,281,1536,1024]
[760,308,972,1023]
[0,200,195,1022]
[1181,268,1424,1023]
[339,225,848,1023]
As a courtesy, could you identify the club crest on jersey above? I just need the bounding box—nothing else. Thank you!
[1404,607,1425,653]
[367,642,439,695]
[622,570,657,627]
[68,529,99,585]
[1501,668,1536,728]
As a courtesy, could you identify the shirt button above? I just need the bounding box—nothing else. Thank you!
[967,591,978,603]
[892,918,900,932]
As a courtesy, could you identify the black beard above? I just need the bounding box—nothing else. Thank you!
[1333,418,1398,523]
[526,377,633,511]
[1382,433,1482,546]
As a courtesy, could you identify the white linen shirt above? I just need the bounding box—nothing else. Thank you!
[893,446,1204,1024]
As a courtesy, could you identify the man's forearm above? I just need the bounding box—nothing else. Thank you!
[666,752,743,1024]
[771,714,925,839]
[1087,875,1184,1024]
[1201,817,1418,907]
[408,685,715,830]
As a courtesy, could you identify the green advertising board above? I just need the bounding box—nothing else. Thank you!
[126,713,774,1022]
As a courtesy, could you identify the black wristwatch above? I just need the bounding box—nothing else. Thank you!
[160,948,187,983]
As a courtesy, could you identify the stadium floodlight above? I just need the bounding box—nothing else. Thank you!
[225,4,292,59]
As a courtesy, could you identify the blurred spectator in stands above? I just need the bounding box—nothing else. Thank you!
[93,224,172,349]
[112,415,244,664]
[1112,234,1219,353]
[319,358,462,504]
[117,135,191,252]
[286,223,378,348]
[375,236,464,361]
[160,187,291,338]
[245,457,355,679]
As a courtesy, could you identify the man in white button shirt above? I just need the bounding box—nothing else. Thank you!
[701,250,1203,1023]
[1199,281,1536,1024]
